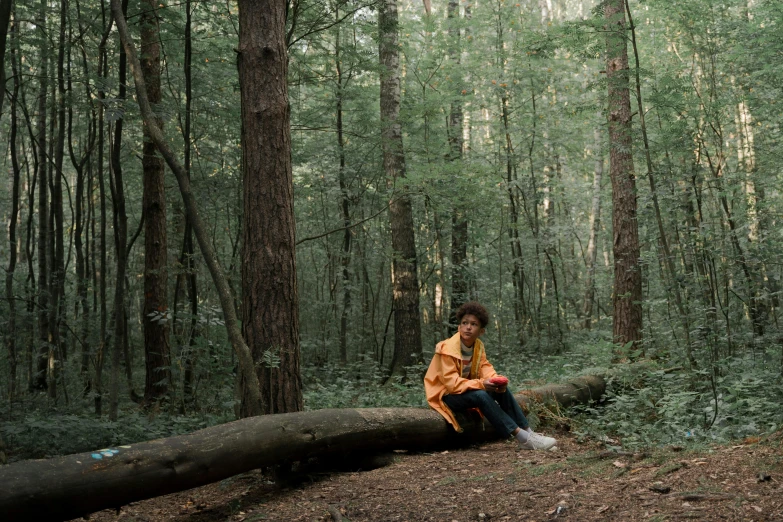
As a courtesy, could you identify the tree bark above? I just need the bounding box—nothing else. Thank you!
[237,0,302,416]
[0,375,605,521]
[605,0,642,357]
[379,0,422,379]
[140,0,170,406]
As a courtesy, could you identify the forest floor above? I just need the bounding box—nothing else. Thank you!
[82,432,783,522]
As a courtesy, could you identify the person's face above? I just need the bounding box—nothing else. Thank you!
[458,314,485,346]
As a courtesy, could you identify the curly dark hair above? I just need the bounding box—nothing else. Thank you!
[456,301,489,328]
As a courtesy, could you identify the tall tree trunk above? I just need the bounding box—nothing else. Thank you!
[605,0,642,358]
[74,146,89,393]
[70,0,94,396]
[237,0,302,415]
[447,0,468,329]
[379,0,422,379]
[95,5,110,415]
[494,8,527,345]
[22,49,38,392]
[34,0,50,393]
[430,201,446,342]
[5,13,20,401]
[48,0,69,402]
[525,79,542,336]
[46,96,56,398]
[178,0,198,407]
[501,96,527,346]
[736,101,758,242]
[25,167,37,394]
[140,0,170,407]
[735,98,777,325]
[582,124,603,329]
[336,15,351,365]
[109,0,130,419]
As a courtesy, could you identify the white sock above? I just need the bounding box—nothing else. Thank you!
[515,429,530,443]
[526,427,533,433]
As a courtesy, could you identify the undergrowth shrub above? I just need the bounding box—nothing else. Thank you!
[572,352,783,448]
[0,408,234,461]
[300,336,615,411]
[302,358,428,410]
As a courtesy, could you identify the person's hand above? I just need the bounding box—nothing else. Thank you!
[483,379,504,393]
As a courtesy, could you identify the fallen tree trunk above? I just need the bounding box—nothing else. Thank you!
[0,375,604,521]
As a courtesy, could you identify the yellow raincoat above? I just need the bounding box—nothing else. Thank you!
[424,332,498,432]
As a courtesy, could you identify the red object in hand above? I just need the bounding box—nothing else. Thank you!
[489,376,509,386]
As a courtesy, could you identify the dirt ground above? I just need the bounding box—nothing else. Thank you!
[83,432,783,522]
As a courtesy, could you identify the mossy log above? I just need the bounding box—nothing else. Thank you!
[0,375,604,521]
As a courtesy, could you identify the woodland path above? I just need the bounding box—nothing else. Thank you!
[77,432,783,521]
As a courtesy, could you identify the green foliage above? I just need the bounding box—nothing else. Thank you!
[302,359,428,410]
[0,408,234,461]
[573,353,783,449]
[260,348,282,370]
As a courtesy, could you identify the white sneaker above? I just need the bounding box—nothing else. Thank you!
[519,431,557,451]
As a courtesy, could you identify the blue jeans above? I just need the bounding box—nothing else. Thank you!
[443,389,529,438]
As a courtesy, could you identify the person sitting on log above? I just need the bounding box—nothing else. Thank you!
[424,301,557,450]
